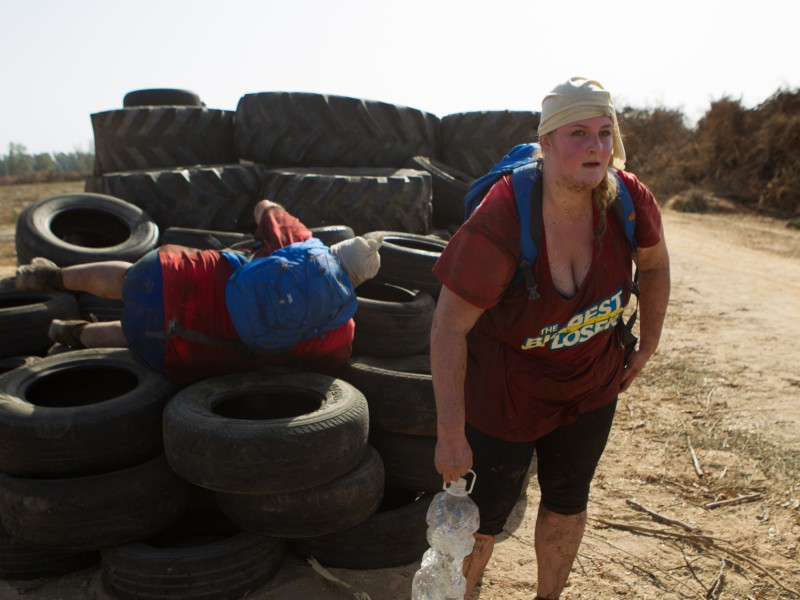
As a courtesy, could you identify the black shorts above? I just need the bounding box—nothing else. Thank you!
[466,399,617,536]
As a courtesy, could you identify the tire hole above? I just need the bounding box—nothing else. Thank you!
[144,506,240,548]
[50,209,131,248]
[26,366,139,408]
[213,390,323,420]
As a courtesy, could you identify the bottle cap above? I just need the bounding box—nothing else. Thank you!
[444,469,476,496]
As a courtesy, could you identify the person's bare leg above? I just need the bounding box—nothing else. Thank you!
[61,262,131,299]
[80,321,127,348]
[534,505,587,599]
[49,319,128,349]
[462,533,495,598]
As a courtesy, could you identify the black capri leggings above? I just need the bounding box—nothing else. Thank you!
[466,399,617,536]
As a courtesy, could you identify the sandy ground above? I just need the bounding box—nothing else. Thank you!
[0,187,798,599]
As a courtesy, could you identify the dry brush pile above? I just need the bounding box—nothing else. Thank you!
[619,89,800,221]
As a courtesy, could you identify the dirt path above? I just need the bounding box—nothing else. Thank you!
[659,210,800,445]
[1,203,798,599]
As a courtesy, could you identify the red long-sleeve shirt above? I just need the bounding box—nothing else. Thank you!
[158,207,353,384]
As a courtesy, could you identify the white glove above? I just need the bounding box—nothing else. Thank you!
[330,236,382,288]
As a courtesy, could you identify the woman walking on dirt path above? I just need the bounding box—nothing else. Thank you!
[430,77,671,599]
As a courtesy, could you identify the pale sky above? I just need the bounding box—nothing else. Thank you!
[1,0,797,155]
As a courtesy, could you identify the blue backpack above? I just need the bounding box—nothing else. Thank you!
[220,237,357,352]
[464,143,640,359]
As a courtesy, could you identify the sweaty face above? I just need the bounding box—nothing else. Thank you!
[540,115,615,191]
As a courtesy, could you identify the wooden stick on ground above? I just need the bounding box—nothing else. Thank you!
[687,434,704,478]
[593,518,800,597]
[707,559,726,599]
[626,498,700,532]
[705,493,764,509]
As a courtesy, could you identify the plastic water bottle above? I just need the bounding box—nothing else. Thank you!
[411,471,480,599]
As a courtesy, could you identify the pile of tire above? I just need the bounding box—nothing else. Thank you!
[0,355,387,596]
[3,87,543,590]
[84,87,540,237]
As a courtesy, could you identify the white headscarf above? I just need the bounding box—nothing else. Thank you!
[538,77,626,170]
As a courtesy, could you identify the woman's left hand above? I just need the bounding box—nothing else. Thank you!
[620,349,647,392]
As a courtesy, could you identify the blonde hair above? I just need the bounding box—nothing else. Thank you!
[592,172,618,247]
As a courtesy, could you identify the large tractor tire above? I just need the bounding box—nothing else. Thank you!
[122,88,203,108]
[260,167,432,235]
[440,110,541,178]
[235,92,440,168]
[86,163,266,233]
[92,107,235,174]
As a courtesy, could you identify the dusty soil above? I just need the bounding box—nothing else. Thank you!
[0,182,798,599]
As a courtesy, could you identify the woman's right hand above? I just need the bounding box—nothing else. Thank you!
[434,432,473,484]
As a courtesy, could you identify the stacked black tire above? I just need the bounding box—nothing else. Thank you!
[0,349,191,585]
[0,355,385,596]
[6,86,545,589]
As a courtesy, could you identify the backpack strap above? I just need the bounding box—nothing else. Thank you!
[464,143,541,219]
[145,317,266,359]
[609,171,640,363]
[510,162,544,300]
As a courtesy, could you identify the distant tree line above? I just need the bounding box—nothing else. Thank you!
[0,143,93,179]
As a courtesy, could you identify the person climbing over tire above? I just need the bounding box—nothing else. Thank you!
[15,200,382,384]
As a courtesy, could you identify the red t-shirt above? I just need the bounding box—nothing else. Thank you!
[433,171,663,441]
[158,208,354,383]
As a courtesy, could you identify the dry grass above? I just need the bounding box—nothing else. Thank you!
[0,171,87,187]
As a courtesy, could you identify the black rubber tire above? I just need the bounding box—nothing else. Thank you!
[122,88,203,108]
[77,293,124,322]
[440,110,542,178]
[0,356,39,378]
[369,428,442,493]
[340,355,435,437]
[215,445,384,538]
[45,343,72,357]
[0,524,98,580]
[91,107,235,174]
[85,163,266,233]
[15,193,160,267]
[158,226,255,250]
[0,291,80,358]
[290,486,433,569]
[0,348,179,477]
[0,454,191,552]
[309,225,355,247]
[410,156,473,227]
[370,231,448,297]
[260,167,432,235]
[235,92,440,168]
[352,281,434,358]
[101,504,286,600]
[163,372,369,494]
